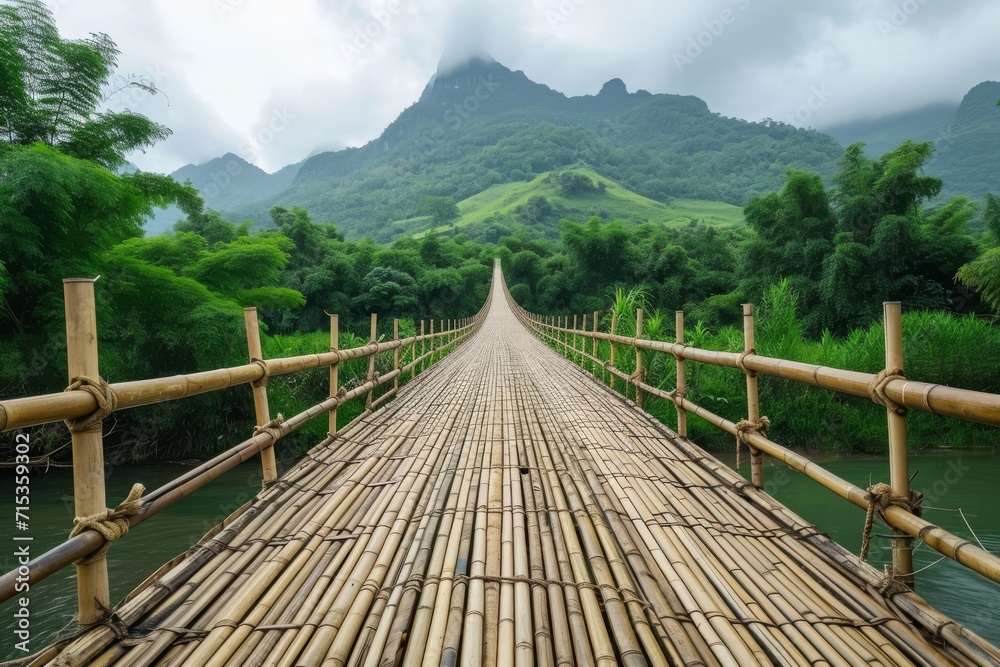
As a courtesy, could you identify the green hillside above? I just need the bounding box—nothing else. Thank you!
[394,167,743,240]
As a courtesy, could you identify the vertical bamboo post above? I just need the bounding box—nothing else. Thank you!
[419,320,425,374]
[574,315,579,364]
[610,314,619,391]
[743,304,763,489]
[64,278,109,626]
[244,308,277,484]
[329,313,339,436]
[429,319,435,364]
[676,310,688,438]
[885,301,914,585]
[592,310,599,363]
[635,308,644,409]
[366,313,377,411]
[393,318,400,392]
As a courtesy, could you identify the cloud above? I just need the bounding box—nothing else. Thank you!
[44,0,1000,173]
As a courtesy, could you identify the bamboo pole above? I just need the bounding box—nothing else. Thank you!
[581,314,587,367]
[420,320,425,374]
[429,319,435,365]
[634,308,644,409]
[366,313,377,411]
[63,277,110,626]
[570,315,587,363]
[885,301,914,586]
[676,311,688,438]
[329,314,339,437]
[592,311,598,370]
[245,307,278,484]
[393,318,400,393]
[609,314,618,391]
[743,304,763,489]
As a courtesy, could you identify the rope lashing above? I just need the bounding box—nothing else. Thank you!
[868,368,908,416]
[736,348,757,377]
[69,483,145,565]
[672,345,687,361]
[64,376,118,432]
[250,358,270,388]
[860,482,923,561]
[735,417,770,471]
[253,413,284,443]
[336,386,348,399]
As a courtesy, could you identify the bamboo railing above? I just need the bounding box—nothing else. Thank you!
[507,295,1000,590]
[0,276,493,621]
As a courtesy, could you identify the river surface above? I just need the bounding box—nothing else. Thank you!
[1,452,998,660]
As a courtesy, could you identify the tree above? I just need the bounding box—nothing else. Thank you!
[417,196,459,224]
[0,0,170,168]
[354,267,419,316]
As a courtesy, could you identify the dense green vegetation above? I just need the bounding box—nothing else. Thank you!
[2,2,998,466]
[184,58,843,240]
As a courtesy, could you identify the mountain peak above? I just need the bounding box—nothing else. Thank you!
[598,78,628,98]
[436,52,495,77]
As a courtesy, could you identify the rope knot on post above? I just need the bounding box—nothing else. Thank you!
[736,348,757,378]
[860,482,923,561]
[250,358,270,388]
[336,387,348,399]
[69,483,145,565]
[253,413,284,443]
[735,417,769,471]
[868,368,907,416]
[63,376,118,432]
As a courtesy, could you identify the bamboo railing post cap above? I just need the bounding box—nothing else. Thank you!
[64,276,100,284]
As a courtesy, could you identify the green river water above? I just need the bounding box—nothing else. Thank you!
[1,452,998,660]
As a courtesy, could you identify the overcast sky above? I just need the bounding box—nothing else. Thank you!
[50,0,1000,174]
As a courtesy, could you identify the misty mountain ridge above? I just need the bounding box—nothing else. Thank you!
[822,81,1000,201]
[159,57,992,240]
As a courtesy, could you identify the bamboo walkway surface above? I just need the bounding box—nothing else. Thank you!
[43,266,1000,667]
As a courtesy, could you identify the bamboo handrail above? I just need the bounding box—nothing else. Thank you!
[508,290,1000,588]
[0,279,493,607]
[0,329,477,433]
[530,320,1000,428]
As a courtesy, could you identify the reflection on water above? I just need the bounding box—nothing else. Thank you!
[0,463,265,660]
[0,452,997,660]
[747,450,1000,645]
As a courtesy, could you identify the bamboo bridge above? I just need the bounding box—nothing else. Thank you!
[3,262,1000,666]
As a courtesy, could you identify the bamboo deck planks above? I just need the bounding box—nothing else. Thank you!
[40,264,1000,667]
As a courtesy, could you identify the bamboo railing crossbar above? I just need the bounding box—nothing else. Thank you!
[512,298,1000,589]
[0,289,492,609]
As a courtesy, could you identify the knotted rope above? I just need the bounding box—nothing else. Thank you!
[860,482,923,561]
[253,413,284,443]
[63,376,118,433]
[735,417,770,471]
[250,358,270,388]
[70,483,145,565]
[736,348,757,377]
[868,368,907,416]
